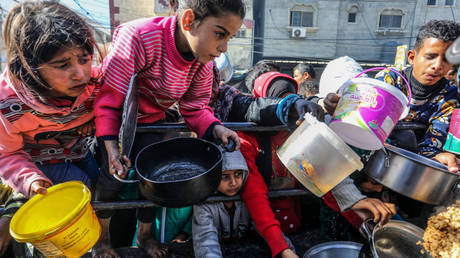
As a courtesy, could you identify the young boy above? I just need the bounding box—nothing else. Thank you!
[192,150,252,258]
[325,19,460,170]
[323,19,460,224]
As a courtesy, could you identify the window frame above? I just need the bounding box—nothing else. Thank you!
[348,12,357,23]
[347,5,359,24]
[444,0,455,6]
[379,14,402,28]
[235,29,246,38]
[290,10,314,27]
[377,9,405,30]
[427,0,437,6]
[289,4,317,28]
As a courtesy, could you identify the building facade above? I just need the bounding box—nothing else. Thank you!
[260,0,457,64]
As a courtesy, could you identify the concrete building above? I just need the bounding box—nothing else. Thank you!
[259,0,458,65]
[110,0,254,70]
[110,0,163,35]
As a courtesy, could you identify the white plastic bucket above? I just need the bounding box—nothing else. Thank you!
[329,67,411,150]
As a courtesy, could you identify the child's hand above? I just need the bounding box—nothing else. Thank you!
[323,93,341,115]
[351,198,396,226]
[0,216,11,256]
[104,140,132,178]
[433,152,460,172]
[29,180,52,197]
[280,248,299,258]
[292,99,325,124]
[77,120,95,137]
[212,125,240,150]
[171,232,189,243]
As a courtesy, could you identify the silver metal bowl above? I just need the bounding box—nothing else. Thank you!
[304,241,363,258]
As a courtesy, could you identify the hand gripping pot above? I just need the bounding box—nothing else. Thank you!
[277,113,363,197]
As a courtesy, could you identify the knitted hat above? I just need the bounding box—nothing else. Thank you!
[222,150,248,183]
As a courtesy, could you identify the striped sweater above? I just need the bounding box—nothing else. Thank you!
[95,15,219,138]
[375,67,460,157]
[0,69,100,197]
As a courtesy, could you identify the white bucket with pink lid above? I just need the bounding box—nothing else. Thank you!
[329,67,412,150]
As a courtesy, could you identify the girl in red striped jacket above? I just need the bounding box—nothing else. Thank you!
[93,0,246,256]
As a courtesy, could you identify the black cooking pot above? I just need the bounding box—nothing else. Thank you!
[115,137,232,208]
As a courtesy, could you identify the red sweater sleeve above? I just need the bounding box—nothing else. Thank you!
[179,62,220,138]
[239,132,289,257]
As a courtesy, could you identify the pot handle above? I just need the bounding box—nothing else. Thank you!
[113,168,139,183]
[382,148,391,168]
[359,219,376,241]
[215,137,236,152]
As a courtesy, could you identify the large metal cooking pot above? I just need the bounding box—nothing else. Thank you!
[364,144,459,205]
[359,219,431,258]
[303,241,363,258]
[116,137,232,208]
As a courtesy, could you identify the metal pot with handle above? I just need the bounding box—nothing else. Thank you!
[116,73,235,207]
[304,241,363,258]
[364,144,459,205]
[115,137,236,208]
[359,219,431,258]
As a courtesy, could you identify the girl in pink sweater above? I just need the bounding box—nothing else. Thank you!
[93,0,246,257]
[0,2,101,198]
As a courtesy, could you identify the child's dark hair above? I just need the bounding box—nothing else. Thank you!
[244,60,280,92]
[299,81,319,96]
[293,63,316,80]
[179,0,245,22]
[3,1,97,96]
[414,20,460,51]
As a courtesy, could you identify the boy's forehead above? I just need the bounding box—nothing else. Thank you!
[417,37,452,53]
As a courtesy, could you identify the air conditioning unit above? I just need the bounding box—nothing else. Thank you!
[291,27,307,38]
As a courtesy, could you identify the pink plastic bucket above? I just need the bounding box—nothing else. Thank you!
[443,109,460,155]
[329,67,411,150]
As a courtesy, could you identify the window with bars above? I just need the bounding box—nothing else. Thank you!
[379,15,402,28]
[445,0,454,6]
[290,11,313,27]
[427,0,437,5]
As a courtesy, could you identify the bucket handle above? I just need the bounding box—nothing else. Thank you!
[354,67,412,106]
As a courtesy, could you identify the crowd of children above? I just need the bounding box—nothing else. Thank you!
[0,1,459,258]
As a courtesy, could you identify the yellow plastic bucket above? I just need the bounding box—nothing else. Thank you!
[10,181,101,257]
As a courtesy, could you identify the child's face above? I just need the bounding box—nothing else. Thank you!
[217,169,244,196]
[38,46,92,98]
[445,68,457,82]
[408,38,453,86]
[183,11,243,64]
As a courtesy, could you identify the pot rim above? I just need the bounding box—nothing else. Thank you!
[135,137,223,184]
[384,144,456,175]
[370,220,427,258]
[304,241,363,257]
